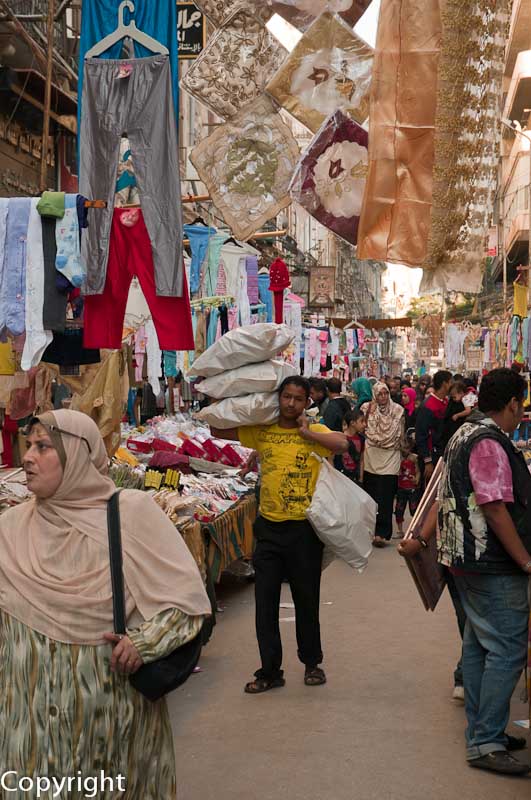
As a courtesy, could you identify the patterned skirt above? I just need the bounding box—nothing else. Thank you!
[0,610,176,799]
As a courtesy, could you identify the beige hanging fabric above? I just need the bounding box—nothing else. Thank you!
[356,0,441,268]
[70,350,127,457]
[358,0,510,295]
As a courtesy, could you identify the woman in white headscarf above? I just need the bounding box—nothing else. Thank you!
[361,382,405,547]
[0,410,210,799]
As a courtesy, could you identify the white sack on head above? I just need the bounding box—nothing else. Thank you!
[196,360,298,399]
[195,392,279,429]
[188,323,295,378]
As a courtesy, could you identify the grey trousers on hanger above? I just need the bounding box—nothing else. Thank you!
[80,54,183,297]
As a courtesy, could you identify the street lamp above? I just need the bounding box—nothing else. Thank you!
[501,117,531,307]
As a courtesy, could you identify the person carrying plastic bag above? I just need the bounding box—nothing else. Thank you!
[212,376,348,694]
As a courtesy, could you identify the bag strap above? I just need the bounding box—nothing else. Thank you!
[107,490,127,635]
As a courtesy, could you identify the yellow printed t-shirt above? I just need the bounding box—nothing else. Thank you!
[239,423,333,522]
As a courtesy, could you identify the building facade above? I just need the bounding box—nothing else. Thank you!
[495,0,531,288]
[0,0,79,195]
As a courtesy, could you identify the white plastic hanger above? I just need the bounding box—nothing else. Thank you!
[344,317,359,330]
[85,0,169,58]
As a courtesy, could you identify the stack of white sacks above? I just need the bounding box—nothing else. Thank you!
[189,324,297,428]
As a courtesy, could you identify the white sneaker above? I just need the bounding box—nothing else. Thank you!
[452,685,465,703]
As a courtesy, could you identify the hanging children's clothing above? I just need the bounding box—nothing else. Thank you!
[21,199,53,371]
[41,215,68,332]
[145,318,162,396]
[163,350,178,378]
[258,271,273,322]
[269,258,290,323]
[80,55,184,297]
[55,194,84,288]
[245,256,259,304]
[134,325,148,382]
[184,223,216,294]
[202,233,228,297]
[303,328,321,376]
[0,197,30,338]
[83,208,194,351]
[237,259,251,326]
[220,241,246,298]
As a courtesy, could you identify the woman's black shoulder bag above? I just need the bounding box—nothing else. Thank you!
[107,490,203,702]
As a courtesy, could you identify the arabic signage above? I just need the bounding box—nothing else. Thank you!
[177,2,206,59]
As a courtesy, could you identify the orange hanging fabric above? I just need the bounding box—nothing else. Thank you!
[357,0,441,267]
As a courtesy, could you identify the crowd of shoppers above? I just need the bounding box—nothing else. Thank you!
[398,368,531,776]
[2,369,529,789]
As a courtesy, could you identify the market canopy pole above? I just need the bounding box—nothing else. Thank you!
[40,0,55,192]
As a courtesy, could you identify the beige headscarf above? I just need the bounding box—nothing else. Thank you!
[363,381,404,449]
[0,410,210,645]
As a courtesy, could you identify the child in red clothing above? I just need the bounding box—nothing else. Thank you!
[338,409,366,483]
[395,439,421,536]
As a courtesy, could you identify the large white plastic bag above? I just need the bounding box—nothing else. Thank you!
[195,392,279,429]
[306,456,376,572]
[195,360,297,399]
[188,324,295,378]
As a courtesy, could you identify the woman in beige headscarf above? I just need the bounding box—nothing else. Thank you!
[361,382,405,547]
[0,410,210,799]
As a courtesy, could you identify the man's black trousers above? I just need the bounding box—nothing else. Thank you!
[252,516,324,680]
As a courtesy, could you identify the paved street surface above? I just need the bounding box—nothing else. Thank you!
[169,545,530,800]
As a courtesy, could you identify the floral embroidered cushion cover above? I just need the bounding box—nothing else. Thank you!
[181,8,287,120]
[289,109,368,245]
[266,11,373,132]
[190,96,300,240]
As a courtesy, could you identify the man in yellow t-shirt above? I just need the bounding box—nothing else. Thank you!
[214,376,348,694]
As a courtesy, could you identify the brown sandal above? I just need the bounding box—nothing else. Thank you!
[304,667,327,686]
[244,676,285,694]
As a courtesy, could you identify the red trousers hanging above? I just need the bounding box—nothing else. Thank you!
[83,209,194,351]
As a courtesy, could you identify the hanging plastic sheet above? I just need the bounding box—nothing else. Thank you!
[194,0,270,27]
[289,109,368,246]
[190,95,300,241]
[271,0,372,29]
[181,8,287,121]
[266,11,373,133]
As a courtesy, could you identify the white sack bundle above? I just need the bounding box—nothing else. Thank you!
[188,323,295,378]
[195,359,298,399]
[195,392,279,429]
[306,456,376,573]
